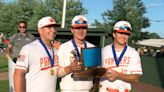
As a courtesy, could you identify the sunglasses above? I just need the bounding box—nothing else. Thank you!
[119,26,131,31]
[19,26,26,28]
[75,20,87,24]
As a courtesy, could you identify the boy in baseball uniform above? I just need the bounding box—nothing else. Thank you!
[58,15,95,92]
[14,16,77,92]
[99,20,143,92]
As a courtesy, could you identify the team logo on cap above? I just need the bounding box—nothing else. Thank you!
[49,18,55,22]
[123,24,128,26]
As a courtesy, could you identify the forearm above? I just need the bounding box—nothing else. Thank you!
[5,46,12,57]
[14,69,26,92]
[57,65,72,77]
[117,73,140,83]
[64,65,72,74]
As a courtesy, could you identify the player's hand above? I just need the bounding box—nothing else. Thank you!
[70,61,83,72]
[105,70,119,82]
[6,53,12,61]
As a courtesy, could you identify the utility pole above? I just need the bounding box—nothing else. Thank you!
[61,0,67,28]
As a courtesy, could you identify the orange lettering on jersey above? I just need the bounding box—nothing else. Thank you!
[40,57,51,70]
[122,56,127,64]
[119,56,131,66]
[40,58,44,67]
[104,58,115,66]
[127,57,130,64]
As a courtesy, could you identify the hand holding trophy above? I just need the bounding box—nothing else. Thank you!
[71,47,106,80]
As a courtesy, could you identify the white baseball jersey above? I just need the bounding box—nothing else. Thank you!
[15,39,59,92]
[100,44,143,91]
[58,40,95,91]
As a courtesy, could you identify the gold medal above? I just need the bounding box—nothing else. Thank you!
[50,69,54,76]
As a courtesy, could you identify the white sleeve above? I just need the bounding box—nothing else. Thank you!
[15,45,30,72]
[129,51,143,75]
[58,45,66,67]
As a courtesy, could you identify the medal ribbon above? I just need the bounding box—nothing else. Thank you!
[39,39,54,67]
[71,38,87,61]
[112,44,127,67]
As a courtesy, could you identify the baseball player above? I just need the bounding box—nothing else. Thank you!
[13,16,77,92]
[99,20,143,92]
[58,15,95,92]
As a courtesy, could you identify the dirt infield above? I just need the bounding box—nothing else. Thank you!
[0,72,164,92]
[0,72,8,80]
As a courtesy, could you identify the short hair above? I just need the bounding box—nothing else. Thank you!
[19,21,27,26]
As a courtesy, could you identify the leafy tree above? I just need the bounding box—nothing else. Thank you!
[149,32,160,39]
[141,31,160,39]
[0,0,87,36]
[43,0,87,28]
[93,0,150,43]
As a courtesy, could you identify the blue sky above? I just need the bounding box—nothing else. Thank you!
[81,0,164,38]
[4,0,164,37]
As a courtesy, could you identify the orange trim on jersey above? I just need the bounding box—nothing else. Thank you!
[41,66,51,70]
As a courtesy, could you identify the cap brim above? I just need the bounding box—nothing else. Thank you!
[50,24,61,27]
[115,30,131,34]
[72,24,88,28]
[42,24,61,28]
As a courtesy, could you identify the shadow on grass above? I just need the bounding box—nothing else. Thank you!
[155,58,164,89]
[0,65,8,68]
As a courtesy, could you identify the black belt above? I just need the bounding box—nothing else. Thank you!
[13,58,17,63]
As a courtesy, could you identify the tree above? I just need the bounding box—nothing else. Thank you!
[93,0,150,43]
[0,0,87,35]
[140,31,161,39]
[42,0,87,28]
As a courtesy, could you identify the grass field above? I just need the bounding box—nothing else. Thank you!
[140,56,163,88]
[0,54,8,72]
[0,53,163,92]
[0,80,9,92]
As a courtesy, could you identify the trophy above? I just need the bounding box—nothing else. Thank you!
[71,47,106,80]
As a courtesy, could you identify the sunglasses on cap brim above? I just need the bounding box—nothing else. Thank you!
[75,20,87,24]
[119,26,131,31]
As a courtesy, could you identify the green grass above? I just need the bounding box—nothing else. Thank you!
[0,80,9,92]
[140,56,163,88]
[0,54,8,72]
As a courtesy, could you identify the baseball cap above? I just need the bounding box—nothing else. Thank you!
[38,16,60,28]
[113,20,132,34]
[71,15,88,28]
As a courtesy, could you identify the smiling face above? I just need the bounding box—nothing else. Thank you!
[113,32,129,46]
[38,26,56,42]
[71,27,87,41]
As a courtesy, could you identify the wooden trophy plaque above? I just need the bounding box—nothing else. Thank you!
[72,47,106,80]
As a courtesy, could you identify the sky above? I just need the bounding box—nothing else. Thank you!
[80,0,164,38]
[4,0,164,38]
